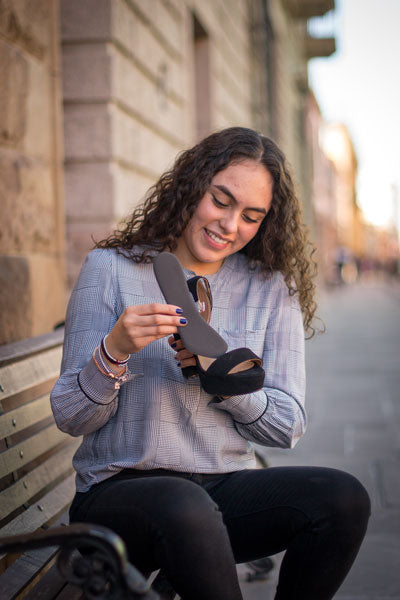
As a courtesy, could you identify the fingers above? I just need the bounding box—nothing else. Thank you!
[109,303,189,355]
[179,357,197,368]
[133,303,184,316]
[119,311,188,342]
[168,337,194,359]
[175,350,196,368]
[175,348,195,361]
[167,336,196,368]
[136,314,187,328]
[124,306,187,328]
[168,336,184,349]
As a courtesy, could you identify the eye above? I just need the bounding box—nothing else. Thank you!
[242,213,260,224]
[211,194,228,208]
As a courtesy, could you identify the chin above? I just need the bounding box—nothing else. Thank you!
[199,248,228,262]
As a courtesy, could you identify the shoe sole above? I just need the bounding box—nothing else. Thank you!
[153,252,228,358]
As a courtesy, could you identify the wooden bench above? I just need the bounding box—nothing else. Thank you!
[0,330,160,599]
[0,330,272,599]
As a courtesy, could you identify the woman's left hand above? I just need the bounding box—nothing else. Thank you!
[168,336,196,369]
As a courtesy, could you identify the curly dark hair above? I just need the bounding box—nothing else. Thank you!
[96,127,319,337]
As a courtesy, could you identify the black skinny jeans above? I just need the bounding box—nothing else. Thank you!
[70,466,370,600]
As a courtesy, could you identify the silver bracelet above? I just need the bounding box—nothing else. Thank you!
[96,344,124,376]
[92,346,131,390]
[101,335,130,365]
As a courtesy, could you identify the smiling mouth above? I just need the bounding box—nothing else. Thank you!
[204,228,231,245]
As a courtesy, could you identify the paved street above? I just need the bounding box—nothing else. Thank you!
[238,278,400,600]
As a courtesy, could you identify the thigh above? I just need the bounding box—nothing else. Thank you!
[70,472,221,573]
[206,466,366,563]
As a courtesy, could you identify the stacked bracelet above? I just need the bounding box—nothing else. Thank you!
[96,344,124,376]
[92,347,130,390]
[101,335,130,365]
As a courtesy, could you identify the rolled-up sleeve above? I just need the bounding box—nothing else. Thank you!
[210,281,307,449]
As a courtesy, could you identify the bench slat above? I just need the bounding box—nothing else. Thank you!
[0,332,83,599]
[0,544,59,600]
[0,329,64,367]
[0,423,68,479]
[54,581,83,600]
[0,394,53,439]
[0,512,69,598]
[0,347,62,402]
[0,474,75,539]
[22,561,68,600]
[0,439,80,521]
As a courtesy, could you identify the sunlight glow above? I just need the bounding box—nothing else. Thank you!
[308,0,400,228]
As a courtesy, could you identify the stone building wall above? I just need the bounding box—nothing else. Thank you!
[0,0,335,344]
[61,0,254,288]
[0,0,66,344]
[264,0,314,229]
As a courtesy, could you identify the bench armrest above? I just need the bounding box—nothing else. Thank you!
[0,522,159,599]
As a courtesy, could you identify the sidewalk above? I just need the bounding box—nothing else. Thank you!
[238,279,400,599]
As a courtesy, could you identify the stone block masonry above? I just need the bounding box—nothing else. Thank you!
[0,0,66,344]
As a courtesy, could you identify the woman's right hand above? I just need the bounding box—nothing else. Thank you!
[105,303,187,359]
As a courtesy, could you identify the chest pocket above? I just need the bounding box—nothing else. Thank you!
[218,328,265,358]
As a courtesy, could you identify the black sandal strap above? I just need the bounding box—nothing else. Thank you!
[206,348,262,376]
[199,363,265,396]
[198,348,265,396]
[187,276,213,311]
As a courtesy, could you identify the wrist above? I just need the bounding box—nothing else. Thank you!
[99,350,126,375]
[103,333,130,363]
[92,346,131,389]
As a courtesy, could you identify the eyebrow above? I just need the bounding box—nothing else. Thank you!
[213,184,268,215]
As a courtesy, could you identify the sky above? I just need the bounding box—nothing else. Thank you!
[308,0,400,227]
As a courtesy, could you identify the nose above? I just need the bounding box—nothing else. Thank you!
[219,210,240,235]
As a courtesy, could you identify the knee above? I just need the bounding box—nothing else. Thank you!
[155,478,223,537]
[335,470,370,517]
[320,469,371,531]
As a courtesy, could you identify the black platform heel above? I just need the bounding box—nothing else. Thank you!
[153,252,265,396]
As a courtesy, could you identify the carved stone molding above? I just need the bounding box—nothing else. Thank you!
[284,0,335,19]
[0,0,46,59]
[0,42,28,145]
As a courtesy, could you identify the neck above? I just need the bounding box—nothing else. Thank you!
[171,247,224,275]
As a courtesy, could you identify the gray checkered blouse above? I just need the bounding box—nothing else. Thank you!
[50,248,306,492]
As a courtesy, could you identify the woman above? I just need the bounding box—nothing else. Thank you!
[51,127,370,600]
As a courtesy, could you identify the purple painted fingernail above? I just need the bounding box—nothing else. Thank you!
[177,361,181,367]
[176,308,183,314]
[180,318,187,324]
[171,342,177,348]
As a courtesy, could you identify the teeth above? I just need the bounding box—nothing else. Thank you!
[207,229,227,244]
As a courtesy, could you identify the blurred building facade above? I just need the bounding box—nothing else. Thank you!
[309,115,362,284]
[307,90,367,285]
[0,0,336,345]
[306,100,399,285]
[307,90,337,284]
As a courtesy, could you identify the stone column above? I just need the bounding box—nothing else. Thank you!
[0,0,66,344]
[61,0,193,289]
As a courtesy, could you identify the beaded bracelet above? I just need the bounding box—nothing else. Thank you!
[101,335,130,365]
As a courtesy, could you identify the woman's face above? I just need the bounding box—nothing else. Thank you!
[174,159,273,275]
